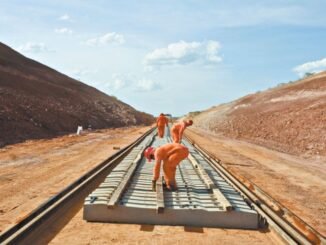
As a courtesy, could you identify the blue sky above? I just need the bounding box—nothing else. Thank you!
[1,0,326,116]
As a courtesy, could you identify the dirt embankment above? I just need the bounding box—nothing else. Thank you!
[0,42,154,147]
[0,126,150,233]
[192,72,326,158]
[0,127,280,244]
[186,128,326,236]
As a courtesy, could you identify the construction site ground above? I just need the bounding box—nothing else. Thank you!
[0,127,324,244]
[186,127,326,236]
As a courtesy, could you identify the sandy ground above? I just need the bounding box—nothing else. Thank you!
[0,127,282,244]
[0,126,150,232]
[50,214,277,245]
[186,127,326,236]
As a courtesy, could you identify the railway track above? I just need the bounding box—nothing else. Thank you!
[0,127,324,244]
[0,128,155,244]
[84,132,258,229]
[184,134,325,245]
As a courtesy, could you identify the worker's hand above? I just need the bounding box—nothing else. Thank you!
[151,180,156,191]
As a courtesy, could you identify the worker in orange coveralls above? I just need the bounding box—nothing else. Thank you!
[170,120,193,143]
[156,113,169,138]
[144,143,189,191]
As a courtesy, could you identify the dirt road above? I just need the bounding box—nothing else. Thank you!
[50,213,277,245]
[186,127,326,236]
[0,127,282,244]
[0,126,150,232]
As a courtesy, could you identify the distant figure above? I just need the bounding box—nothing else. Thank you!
[170,120,193,143]
[76,126,83,135]
[156,113,169,138]
[144,143,189,191]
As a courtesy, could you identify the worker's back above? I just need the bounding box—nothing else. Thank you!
[171,121,184,132]
[157,115,168,127]
[155,143,188,161]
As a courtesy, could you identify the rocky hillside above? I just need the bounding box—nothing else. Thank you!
[191,72,326,157]
[0,42,154,147]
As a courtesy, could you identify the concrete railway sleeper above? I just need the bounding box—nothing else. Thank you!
[184,134,325,245]
[0,128,155,245]
[84,133,259,229]
[0,127,324,244]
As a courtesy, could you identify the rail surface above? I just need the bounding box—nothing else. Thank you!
[84,134,258,229]
[0,127,155,245]
[0,127,324,245]
[184,134,325,245]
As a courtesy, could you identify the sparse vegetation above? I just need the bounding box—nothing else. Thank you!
[304,72,315,78]
[188,111,201,117]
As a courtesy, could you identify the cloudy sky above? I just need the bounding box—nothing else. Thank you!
[1,0,326,116]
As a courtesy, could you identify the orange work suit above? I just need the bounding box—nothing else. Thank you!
[171,122,187,143]
[153,143,189,189]
[156,115,168,138]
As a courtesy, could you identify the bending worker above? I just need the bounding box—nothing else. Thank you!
[171,120,193,143]
[144,143,189,191]
[156,113,168,138]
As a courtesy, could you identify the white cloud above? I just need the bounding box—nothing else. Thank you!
[144,40,222,69]
[101,74,132,91]
[59,14,70,21]
[135,79,161,92]
[86,32,125,46]
[17,42,50,53]
[55,28,73,34]
[100,74,160,92]
[68,68,97,78]
[109,78,126,90]
[293,58,326,76]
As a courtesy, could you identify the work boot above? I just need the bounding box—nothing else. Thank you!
[162,178,167,188]
[167,185,177,192]
[152,180,156,191]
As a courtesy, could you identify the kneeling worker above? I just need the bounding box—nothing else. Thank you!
[156,113,168,138]
[171,120,193,143]
[144,143,189,191]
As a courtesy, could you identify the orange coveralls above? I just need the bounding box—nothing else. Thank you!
[153,143,189,189]
[171,122,187,143]
[156,114,168,138]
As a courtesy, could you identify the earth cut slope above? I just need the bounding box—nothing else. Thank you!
[192,72,326,157]
[0,42,154,147]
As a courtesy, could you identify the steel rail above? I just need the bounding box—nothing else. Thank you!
[1,127,323,244]
[184,134,325,245]
[0,127,155,245]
